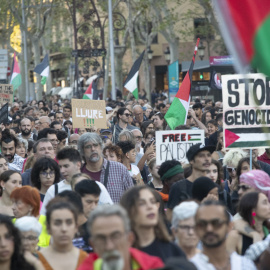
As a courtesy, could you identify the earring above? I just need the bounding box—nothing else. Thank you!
[252,212,256,226]
[2,187,5,191]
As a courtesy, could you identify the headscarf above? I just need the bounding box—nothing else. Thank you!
[240,170,270,201]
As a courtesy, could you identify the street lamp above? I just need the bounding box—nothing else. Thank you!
[147,46,153,60]
[198,41,205,60]
[164,47,170,64]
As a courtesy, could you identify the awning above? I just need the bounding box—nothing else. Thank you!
[181,60,210,72]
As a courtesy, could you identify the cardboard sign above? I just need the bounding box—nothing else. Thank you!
[156,130,205,165]
[0,103,8,124]
[72,99,107,129]
[222,73,270,149]
[0,84,13,104]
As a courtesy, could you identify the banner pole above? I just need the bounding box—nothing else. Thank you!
[250,149,252,171]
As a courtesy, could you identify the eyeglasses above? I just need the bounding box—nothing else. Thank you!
[196,219,228,230]
[50,139,59,144]
[69,140,78,145]
[40,171,55,177]
[227,167,236,173]
[177,225,195,232]
[91,231,125,247]
[124,113,132,117]
[21,235,38,241]
[84,143,99,149]
[238,185,251,192]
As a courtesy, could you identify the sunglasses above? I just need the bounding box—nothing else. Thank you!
[124,113,132,117]
[227,167,236,173]
[196,219,227,230]
[238,185,250,192]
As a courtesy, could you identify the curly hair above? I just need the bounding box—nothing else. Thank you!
[31,157,60,190]
[103,144,123,161]
[158,159,181,179]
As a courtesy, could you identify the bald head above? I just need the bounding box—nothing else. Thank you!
[133,105,143,123]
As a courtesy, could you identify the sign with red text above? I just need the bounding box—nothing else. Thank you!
[0,84,13,104]
[222,73,270,149]
[156,130,205,165]
[72,99,107,129]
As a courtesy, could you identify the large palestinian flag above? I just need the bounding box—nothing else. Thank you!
[124,51,144,99]
[34,54,49,85]
[213,0,270,77]
[10,53,22,90]
[165,39,200,130]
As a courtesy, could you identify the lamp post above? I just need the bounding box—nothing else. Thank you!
[147,46,153,95]
[198,41,205,61]
[164,47,170,65]
[147,46,153,61]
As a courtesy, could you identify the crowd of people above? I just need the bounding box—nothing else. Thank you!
[0,93,269,270]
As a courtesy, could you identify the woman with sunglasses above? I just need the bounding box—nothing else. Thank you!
[31,158,61,202]
[227,191,270,255]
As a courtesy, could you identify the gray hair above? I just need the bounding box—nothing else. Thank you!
[17,137,28,151]
[78,132,103,158]
[133,105,142,110]
[87,204,130,233]
[40,116,51,124]
[131,128,142,137]
[171,201,199,229]
[118,129,135,142]
[14,216,42,236]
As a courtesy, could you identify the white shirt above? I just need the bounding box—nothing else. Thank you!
[40,180,113,215]
[128,164,141,178]
[190,252,256,270]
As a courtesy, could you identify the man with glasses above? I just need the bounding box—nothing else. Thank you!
[112,107,138,144]
[191,200,256,270]
[78,204,164,270]
[68,133,80,149]
[78,133,134,203]
[37,128,59,154]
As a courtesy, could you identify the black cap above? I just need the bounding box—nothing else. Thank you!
[100,129,112,134]
[186,143,216,162]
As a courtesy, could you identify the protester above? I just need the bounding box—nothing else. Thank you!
[14,216,42,254]
[102,144,122,162]
[11,186,40,219]
[0,214,44,270]
[19,118,37,140]
[227,191,270,255]
[37,116,51,131]
[78,204,164,270]
[0,155,8,175]
[120,186,186,262]
[38,200,88,269]
[31,157,61,202]
[152,112,166,131]
[68,133,80,148]
[171,201,200,259]
[0,170,22,216]
[191,200,256,269]
[16,137,28,158]
[78,133,134,203]
[147,158,163,191]
[167,143,215,220]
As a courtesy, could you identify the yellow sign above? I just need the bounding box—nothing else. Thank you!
[10,25,21,53]
[72,99,107,129]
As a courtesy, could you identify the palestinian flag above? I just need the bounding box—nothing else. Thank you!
[83,83,92,99]
[225,127,270,148]
[34,54,49,85]
[164,39,200,130]
[10,53,22,90]
[213,0,270,77]
[123,51,144,99]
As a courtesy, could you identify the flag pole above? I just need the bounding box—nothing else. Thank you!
[21,0,29,102]
[108,0,116,100]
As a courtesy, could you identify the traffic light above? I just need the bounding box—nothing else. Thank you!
[29,70,34,82]
[200,72,204,80]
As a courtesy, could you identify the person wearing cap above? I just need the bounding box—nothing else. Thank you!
[112,107,138,144]
[100,129,112,140]
[171,201,200,259]
[166,143,215,221]
[157,160,184,203]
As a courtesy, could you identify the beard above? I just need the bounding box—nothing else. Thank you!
[102,250,124,270]
[201,233,226,248]
[88,152,101,163]
[21,128,31,136]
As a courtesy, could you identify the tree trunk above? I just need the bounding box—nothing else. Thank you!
[127,0,137,62]
[143,53,151,101]
[169,38,179,63]
[32,37,43,100]
[103,36,110,100]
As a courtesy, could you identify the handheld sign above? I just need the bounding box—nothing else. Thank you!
[156,130,205,165]
[0,84,13,104]
[0,103,8,124]
[223,73,270,149]
[72,99,107,129]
